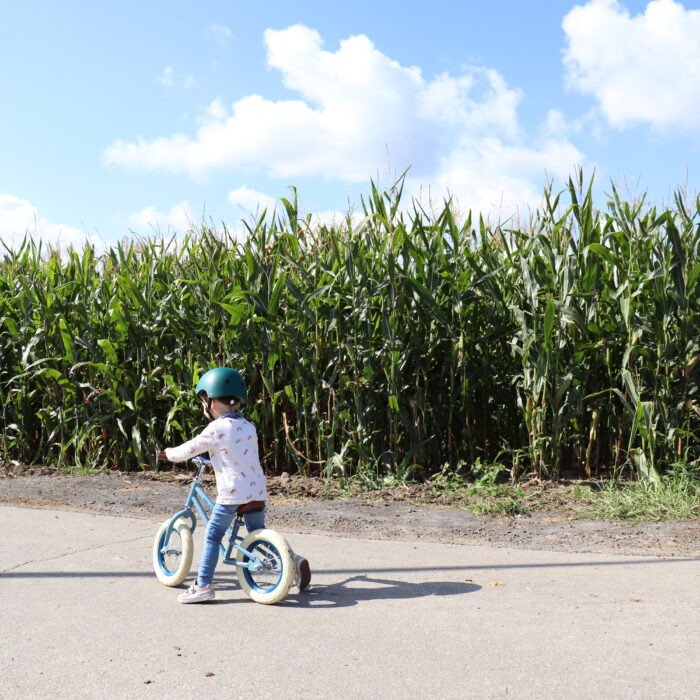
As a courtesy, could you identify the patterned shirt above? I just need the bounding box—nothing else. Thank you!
[165,414,267,505]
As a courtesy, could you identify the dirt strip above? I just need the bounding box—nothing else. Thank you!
[1,468,698,558]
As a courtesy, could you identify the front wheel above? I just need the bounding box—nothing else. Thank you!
[236,529,295,604]
[153,518,194,587]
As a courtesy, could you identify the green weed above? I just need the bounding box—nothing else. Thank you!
[578,464,700,521]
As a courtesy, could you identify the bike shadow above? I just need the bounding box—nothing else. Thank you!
[282,573,480,608]
[202,573,479,607]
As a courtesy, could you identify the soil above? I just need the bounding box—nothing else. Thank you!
[1,462,699,558]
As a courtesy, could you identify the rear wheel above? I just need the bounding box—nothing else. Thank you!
[152,518,194,587]
[235,529,294,604]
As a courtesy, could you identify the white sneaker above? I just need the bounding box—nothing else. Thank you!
[177,581,215,603]
[294,554,311,592]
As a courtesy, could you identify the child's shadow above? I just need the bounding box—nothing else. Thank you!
[280,573,480,608]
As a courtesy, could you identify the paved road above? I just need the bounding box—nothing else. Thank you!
[1,505,698,699]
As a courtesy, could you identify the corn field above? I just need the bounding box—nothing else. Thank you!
[1,173,699,480]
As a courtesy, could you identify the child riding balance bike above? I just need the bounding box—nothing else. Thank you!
[155,366,311,603]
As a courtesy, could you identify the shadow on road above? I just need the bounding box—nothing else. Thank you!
[320,557,700,574]
[0,570,480,609]
[0,571,154,578]
[277,574,481,609]
[3,554,696,580]
[206,572,481,607]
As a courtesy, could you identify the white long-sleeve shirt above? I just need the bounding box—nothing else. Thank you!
[165,413,267,505]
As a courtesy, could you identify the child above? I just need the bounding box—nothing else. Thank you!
[157,366,311,603]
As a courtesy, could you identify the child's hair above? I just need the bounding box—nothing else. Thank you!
[215,395,240,408]
[198,391,240,407]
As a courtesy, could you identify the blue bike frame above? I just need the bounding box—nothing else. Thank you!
[161,456,266,573]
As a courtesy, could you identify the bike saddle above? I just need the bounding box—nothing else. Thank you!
[237,500,265,516]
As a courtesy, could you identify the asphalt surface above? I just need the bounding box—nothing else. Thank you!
[1,504,699,699]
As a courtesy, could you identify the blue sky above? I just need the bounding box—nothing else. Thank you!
[2,0,700,249]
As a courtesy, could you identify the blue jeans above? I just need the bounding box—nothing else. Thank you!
[197,503,266,586]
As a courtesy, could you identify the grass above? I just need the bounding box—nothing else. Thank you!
[576,472,700,522]
[467,487,531,517]
[343,460,700,522]
[427,461,534,516]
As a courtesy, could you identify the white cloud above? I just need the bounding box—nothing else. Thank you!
[0,194,106,252]
[198,98,227,124]
[106,24,584,217]
[156,66,195,89]
[156,66,175,88]
[563,0,700,131]
[205,24,232,45]
[228,186,277,215]
[416,137,582,221]
[127,201,195,235]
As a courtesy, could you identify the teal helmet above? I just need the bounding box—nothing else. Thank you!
[195,367,247,403]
